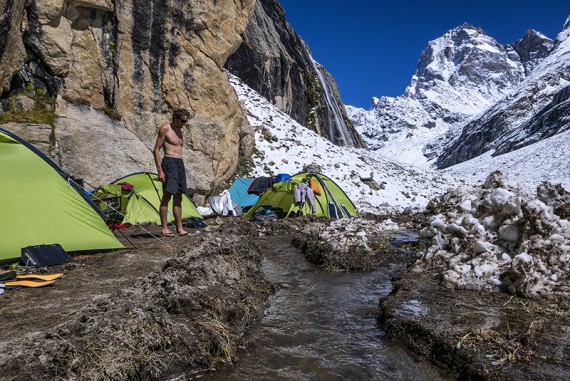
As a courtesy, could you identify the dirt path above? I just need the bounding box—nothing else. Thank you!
[1,227,182,336]
[0,220,270,380]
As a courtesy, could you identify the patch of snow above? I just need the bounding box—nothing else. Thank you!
[414,171,570,297]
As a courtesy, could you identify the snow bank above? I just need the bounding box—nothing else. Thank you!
[296,217,402,254]
[414,171,570,297]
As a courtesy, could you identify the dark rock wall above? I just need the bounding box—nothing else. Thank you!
[225,0,365,148]
[511,29,554,75]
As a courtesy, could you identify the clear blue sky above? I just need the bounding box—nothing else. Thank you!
[279,1,569,108]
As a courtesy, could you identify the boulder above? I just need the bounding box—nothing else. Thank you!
[0,0,257,198]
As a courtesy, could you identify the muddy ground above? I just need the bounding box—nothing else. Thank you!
[1,215,569,380]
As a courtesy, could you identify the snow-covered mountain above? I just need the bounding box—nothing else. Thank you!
[347,23,556,168]
[226,72,570,215]
[436,18,570,168]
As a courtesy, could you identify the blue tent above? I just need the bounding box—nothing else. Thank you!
[228,178,259,212]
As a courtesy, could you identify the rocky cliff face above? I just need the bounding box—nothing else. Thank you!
[224,0,365,148]
[0,0,256,198]
[512,29,554,75]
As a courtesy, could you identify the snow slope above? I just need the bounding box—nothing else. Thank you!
[228,72,458,214]
[229,71,570,213]
[445,129,570,192]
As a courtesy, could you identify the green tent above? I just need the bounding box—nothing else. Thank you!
[243,172,357,219]
[91,172,203,225]
[0,127,124,263]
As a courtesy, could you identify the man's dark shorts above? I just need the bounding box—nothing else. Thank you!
[161,156,188,195]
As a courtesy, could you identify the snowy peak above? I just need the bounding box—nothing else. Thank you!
[407,23,525,114]
[511,29,554,74]
[348,23,532,167]
[436,17,570,168]
[348,21,558,168]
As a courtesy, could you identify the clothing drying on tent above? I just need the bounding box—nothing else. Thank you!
[91,172,203,225]
[228,178,259,212]
[0,127,124,263]
[247,176,276,195]
[293,180,316,213]
[208,190,242,216]
[243,172,357,219]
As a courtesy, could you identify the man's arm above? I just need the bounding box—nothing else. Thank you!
[154,125,168,181]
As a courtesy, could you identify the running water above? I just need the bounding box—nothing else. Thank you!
[196,235,451,381]
[308,57,355,147]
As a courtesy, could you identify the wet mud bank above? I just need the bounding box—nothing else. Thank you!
[0,229,272,380]
[1,213,568,380]
[374,175,570,380]
[291,214,570,380]
[379,268,570,381]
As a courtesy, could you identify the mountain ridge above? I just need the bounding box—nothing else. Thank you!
[347,19,567,170]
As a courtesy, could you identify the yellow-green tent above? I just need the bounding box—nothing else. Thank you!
[243,172,357,219]
[0,127,124,263]
[91,172,203,225]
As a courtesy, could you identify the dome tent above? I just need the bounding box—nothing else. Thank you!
[0,127,124,263]
[243,172,357,219]
[228,177,259,212]
[91,172,203,225]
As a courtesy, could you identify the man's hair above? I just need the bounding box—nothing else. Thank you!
[172,108,191,121]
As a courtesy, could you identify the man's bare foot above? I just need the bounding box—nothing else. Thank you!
[161,231,175,237]
[177,230,190,236]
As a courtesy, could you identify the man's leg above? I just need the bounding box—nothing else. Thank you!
[173,193,188,235]
[160,192,174,236]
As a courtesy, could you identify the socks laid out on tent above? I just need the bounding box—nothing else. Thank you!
[1,279,57,288]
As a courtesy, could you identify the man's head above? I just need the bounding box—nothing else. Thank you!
[172,108,191,125]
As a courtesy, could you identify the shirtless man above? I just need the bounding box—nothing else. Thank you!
[153,108,191,237]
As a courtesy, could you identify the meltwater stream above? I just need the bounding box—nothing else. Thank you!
[199,236,450,380]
